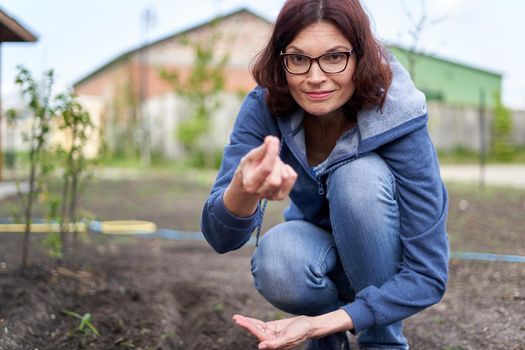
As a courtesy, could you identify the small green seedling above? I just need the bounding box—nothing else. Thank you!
[62,309,100,336]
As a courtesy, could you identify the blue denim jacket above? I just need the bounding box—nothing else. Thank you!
[201,57,449,332]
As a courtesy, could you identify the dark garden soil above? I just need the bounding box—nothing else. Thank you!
[0,170,524,349]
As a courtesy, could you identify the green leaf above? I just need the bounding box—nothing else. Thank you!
[79,313,92,331]
[62,309,82,319]
[86,321,100,336]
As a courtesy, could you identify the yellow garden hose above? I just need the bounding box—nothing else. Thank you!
[97,220,157,234]
[0,222,87,233]
[0,220,156,235]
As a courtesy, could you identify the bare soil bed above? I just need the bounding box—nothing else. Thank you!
[0,171,524,349]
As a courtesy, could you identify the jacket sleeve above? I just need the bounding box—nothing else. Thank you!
[201,89,271,254]
[342,119,449,332]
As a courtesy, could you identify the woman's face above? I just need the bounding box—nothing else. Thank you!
[283,21,356,118]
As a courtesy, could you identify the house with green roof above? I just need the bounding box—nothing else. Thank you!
[390,45,502,109]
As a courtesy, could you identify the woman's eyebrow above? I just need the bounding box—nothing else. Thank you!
[284,45,305,53]
[284,44,352,54]
[325,45,352,52]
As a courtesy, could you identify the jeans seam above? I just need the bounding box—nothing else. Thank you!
[387,171,397,198]
[328,212,357,299]
[314,242,339,297]
[315,241,335,278]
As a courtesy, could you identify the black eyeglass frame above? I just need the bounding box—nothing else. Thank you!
[280,49,355,75]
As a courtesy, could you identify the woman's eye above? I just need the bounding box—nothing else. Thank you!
[325,53,345,62]
[291,55,308,64]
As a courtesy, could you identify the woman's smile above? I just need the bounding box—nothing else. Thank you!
[304,90,334,100]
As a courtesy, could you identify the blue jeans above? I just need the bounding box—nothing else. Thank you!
[251,153,408,349]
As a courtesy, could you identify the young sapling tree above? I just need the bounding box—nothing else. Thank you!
[55,93,95,259]
[7,66,59,274]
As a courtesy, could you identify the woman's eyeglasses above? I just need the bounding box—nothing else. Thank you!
[280,49,354,75]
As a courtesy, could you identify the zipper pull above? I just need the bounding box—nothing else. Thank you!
[316,177,325,196]
[311,169,325,196]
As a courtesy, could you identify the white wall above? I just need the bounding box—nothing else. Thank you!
[143,91,242,159]
[428,102,525,152]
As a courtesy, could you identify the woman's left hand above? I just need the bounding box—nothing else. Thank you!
[232,314,313,349]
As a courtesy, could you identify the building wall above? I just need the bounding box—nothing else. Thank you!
[511,110,525,147]
[143,91,243,159]
[391,47,502,109]
[147,11,271,71]
[428,102,525,152]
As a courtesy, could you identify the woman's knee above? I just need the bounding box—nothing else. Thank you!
[327,152,397,213]
[251,225,301,290]
[251,221,340,315]
[252,222,324,292]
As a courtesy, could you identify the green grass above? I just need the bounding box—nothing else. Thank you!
[438,146,525,164]
[445,181,525,200]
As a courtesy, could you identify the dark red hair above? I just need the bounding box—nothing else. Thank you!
[251,0,392,115]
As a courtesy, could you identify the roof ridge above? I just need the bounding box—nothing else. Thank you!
[73,7,270,88]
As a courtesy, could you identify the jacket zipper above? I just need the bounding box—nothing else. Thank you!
[314,170,325,195]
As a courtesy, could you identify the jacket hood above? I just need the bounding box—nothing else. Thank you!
[358,55,427,141]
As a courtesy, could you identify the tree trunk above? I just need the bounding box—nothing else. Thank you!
[69,172,80,260]
[59,173,70,261]
[21,151,37,275]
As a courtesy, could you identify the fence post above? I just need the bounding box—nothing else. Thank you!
[479,88,486,189]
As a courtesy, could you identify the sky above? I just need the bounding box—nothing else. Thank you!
[1,0,524,110]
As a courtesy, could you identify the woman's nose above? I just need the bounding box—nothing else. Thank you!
[306,61,327,83]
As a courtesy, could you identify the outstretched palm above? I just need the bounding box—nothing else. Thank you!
[233,314,313,349]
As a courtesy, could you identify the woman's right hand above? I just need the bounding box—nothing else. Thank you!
[238,135,297,200]
[223,136,297,217]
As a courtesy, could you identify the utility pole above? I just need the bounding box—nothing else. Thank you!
[138,6,155,167]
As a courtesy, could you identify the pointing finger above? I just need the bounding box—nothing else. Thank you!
[242,138,269,164]
[244,137,280,191]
